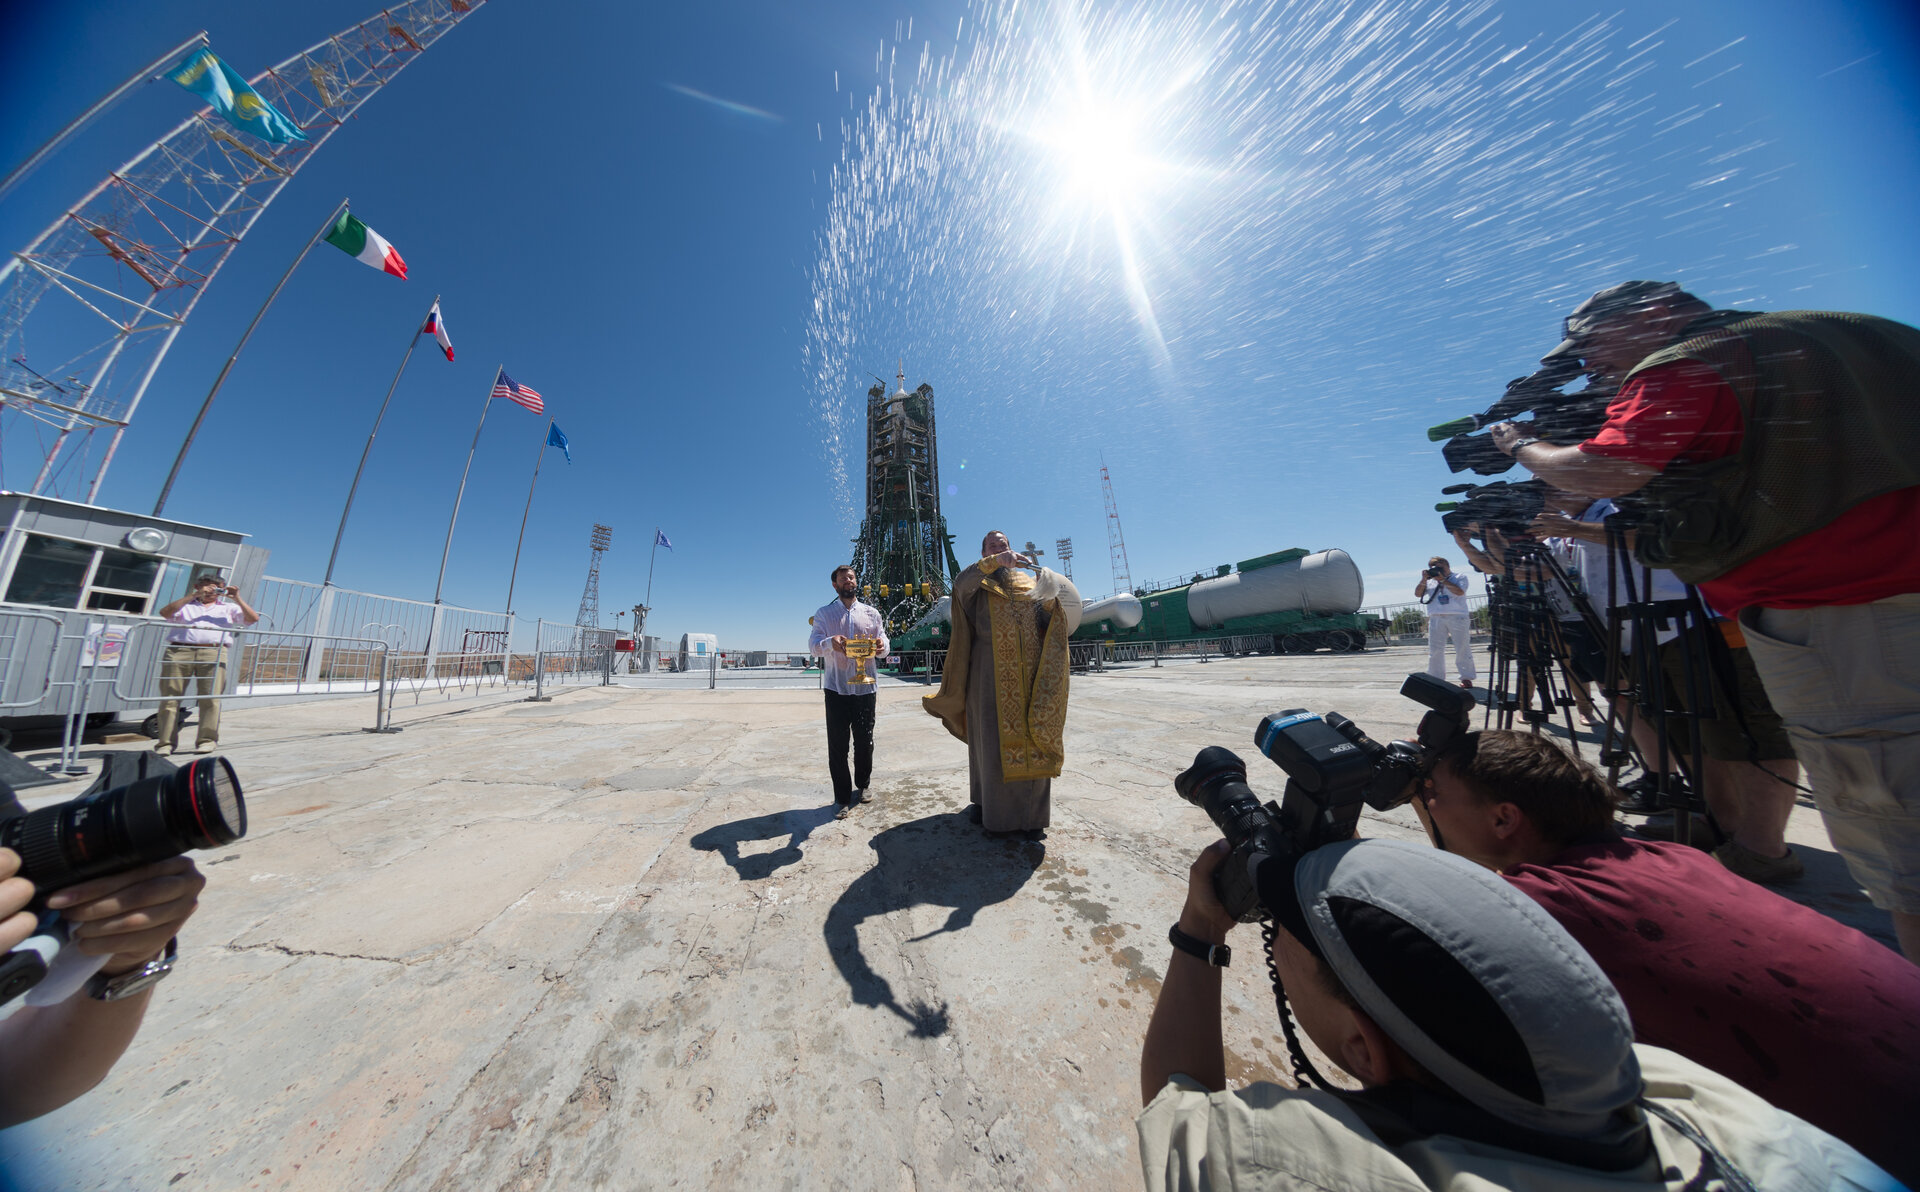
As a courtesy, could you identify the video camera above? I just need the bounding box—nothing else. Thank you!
[0,756,246,1006]
[1173,674,1475,922]
[1429,358,1614,477]
[1436,478,1549,537]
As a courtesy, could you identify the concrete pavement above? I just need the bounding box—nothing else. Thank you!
[0,647,1887,1190]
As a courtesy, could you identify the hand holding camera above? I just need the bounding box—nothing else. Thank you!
[0,757,244,1006]
[47,858,205,975]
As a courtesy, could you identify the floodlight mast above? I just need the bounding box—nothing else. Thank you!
[0,0,490,502]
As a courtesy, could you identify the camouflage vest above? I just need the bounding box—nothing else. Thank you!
[1624,310,1920,583]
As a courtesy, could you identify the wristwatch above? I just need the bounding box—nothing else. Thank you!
[85,937,177,1001]
[1169,923,1231,967]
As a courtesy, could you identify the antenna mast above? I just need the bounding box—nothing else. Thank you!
[1101,458,1133,596]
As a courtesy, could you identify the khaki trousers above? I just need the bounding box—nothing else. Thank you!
[156,645,226,748]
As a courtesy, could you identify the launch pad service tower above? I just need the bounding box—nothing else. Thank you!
[849,365,963,636]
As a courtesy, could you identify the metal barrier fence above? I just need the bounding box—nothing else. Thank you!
[1357,595,1492,644]
[615,648,825,690]
[0,603,400,774]
[251,576,510,680]
[0,610,65,712]
[523,620,616,701]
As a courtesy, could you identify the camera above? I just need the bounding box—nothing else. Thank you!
[0,758,245,1006]
[1174,675,1474,922]
[1429,360,1614,478]
[1424,563,1445,579]
[1436,478,1550,537]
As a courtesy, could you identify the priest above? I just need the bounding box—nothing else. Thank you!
[923,531,1082,837]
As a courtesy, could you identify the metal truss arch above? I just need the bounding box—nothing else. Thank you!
[0,0,489,501]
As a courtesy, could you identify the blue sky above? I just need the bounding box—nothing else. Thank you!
[3,0,1916,648]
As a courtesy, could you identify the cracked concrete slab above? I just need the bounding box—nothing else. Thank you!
[0,651,1890,1190]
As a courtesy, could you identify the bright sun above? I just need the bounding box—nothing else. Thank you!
[1045,100,1155,206]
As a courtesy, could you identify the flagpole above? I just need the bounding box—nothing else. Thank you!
[0,30,209,204]
[323,294,435,587]
[645,527,661,607]
[153,196,349,516]
[435,365,499,604]
[504,420,552,614]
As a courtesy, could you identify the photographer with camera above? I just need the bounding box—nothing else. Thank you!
[1137,838,1882,1189]
[0,782,208,1127]
[1490,280,1920,957]
[1135,678,1884,1189]
[154,573,259,756]
[1412,729,1920,1182]
[1414,557,1475,689]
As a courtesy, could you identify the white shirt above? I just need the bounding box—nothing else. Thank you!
[808,599,889,696]
[1422,572,1472,615]
[166,599,245,646]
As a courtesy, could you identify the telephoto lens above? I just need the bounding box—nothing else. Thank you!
[0,756,246,891]
[1174,747,1285,922]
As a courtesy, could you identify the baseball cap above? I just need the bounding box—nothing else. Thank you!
[1252,839,1641,1139]
[1542,280,1701,361]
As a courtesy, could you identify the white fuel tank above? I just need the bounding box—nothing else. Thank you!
[1186,549,1364,629]
[1079,592,1144,631]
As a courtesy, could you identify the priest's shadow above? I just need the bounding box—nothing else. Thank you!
[690,804,841,882]
[823,810,1045,1038]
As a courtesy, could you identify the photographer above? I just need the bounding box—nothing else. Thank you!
[154,573,259,756]
[0,785,206,1128]
[1137,835,1883,1189]
[1413,729,1919,1182]
[1491,280,1920,957]
[1413,557,1475,689]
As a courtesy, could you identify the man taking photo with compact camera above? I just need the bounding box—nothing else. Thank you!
[1414,555,1475,689]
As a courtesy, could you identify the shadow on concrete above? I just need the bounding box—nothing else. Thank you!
[689,804,841,883]
[824,810,1045,1038]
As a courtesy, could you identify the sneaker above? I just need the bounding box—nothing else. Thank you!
[1714,839,1804,885]
[1615,773,1685,816]
[152,744,174,756]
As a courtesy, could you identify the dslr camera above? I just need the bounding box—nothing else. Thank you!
[1174,674,1474,922]
[0,756,246,1005]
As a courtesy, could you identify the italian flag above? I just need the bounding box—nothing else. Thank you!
[324,210,407,279]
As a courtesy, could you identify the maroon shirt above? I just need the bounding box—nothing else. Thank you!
[1505,836,1920,1182]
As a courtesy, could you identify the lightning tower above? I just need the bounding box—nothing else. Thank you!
[1101,459,1133,596]
[576,523,612,629]
[849,363,963,633]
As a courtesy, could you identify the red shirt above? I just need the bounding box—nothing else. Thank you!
[1580,359,1920,612]
[1505,836,1920,1182]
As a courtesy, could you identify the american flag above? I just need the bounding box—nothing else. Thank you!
[491,370,544,414]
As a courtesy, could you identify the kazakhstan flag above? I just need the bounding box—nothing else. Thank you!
[168,47,308,145]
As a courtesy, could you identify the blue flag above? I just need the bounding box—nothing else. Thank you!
[168,47,308,145]
[654,530,673,550]
[547,422,571,464]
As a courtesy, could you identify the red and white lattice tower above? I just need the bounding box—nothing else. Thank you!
[1100,459,1133,596]
[0,0,489,500]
